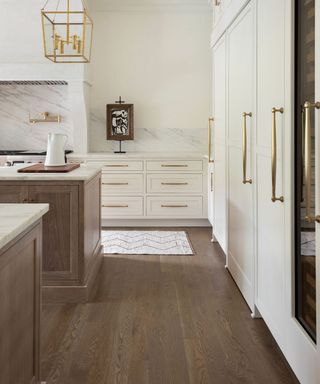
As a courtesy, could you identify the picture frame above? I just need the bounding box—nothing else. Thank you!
[106,104,134,141]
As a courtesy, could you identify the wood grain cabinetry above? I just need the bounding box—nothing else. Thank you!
[0,220,42,384]
[0,173,102,303]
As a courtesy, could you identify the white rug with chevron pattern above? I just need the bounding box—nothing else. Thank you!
[102,230,194,255]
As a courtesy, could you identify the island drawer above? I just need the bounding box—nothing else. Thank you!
[87,160,143,171]
[102,196,144,217]
[146,160,203,172]
[147,174,203,194]
[146,196,203,217]
[101,174,144,194]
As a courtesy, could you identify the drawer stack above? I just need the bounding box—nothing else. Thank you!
[83,156,207,221]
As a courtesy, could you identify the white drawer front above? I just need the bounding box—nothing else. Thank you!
[102,197,144,217]
[87,160,143,171]
[146,160,203,172]
[147,196,203,217]
[147,174,203,194]
[102,174,144,194]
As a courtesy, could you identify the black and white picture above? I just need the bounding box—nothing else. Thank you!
[111,109,128,136]
[107,103,134,141]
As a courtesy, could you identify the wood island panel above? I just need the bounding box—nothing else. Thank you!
[0,221,42,384]
[0,172,103,303]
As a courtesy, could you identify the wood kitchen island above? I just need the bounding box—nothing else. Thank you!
[0,164,102,303]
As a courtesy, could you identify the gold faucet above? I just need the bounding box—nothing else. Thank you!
[29,112,61,124]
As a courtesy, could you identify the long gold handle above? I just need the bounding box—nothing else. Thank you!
[104,164,129,167]
[271,107,284,202]
[103,182,129,185]
[208,117,214,163]
[242,112,252,184]
[161,182,188,186]
[161,164,188,168]
[103,204,129,208]
[304,101,320,222]
[161,204,188,208]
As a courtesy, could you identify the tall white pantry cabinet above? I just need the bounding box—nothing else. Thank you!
[209,0,320,382]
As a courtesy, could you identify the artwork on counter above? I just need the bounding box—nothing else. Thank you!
[106,99,134,141]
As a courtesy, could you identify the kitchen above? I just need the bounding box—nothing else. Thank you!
[0,1,319,384]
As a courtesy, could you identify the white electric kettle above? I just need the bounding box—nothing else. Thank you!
[45,133,68,166]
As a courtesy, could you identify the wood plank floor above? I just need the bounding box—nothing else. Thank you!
[41,227,299,384]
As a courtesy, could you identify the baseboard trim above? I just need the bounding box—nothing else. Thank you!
[102,218,210,227]
[42,244,103,304]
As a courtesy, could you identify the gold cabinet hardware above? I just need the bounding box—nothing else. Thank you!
[104,164,129,167]
[242,112,252,184]
[161,204,188,208]
[208,117,214,163]
[303,101,320,222]
[161,182,188,186]
[161,164,188,168]
[102,182,129,185]
[102,204,129,208]
[271,107,284,203]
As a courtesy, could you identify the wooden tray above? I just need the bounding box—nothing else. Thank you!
[18,163,80,173]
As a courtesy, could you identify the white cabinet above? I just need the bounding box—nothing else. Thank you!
[255,0,286,349]
[226,1,255,312]
[212,35,227,254]
[72,155,208,225]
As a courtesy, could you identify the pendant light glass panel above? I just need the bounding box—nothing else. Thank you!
[41,0,93,63]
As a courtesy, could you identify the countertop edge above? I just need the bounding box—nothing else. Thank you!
[0,204,49,250]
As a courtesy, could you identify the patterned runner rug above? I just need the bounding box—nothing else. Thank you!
[102,230,194,255]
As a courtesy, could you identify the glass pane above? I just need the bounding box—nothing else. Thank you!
[295,0,316,341]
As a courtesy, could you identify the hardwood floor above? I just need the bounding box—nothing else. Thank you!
[41,227,298,384]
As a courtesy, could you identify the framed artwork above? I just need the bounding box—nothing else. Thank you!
[106,104,134,141]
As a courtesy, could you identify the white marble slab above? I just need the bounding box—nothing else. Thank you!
[0,164,101,181]
[0,204,49,250]
[0,84,73,150]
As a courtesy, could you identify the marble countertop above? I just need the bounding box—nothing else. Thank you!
[0,204,49,250]
[68,152,207,160]
[0,164,101,181]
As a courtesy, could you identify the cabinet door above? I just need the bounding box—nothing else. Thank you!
[28,185,79,283]
[0,185,28,203]
[227,2,255,311]
[212,35,227,253]
[256,0,286,349]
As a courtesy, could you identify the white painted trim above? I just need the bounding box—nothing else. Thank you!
[102,218,210,227]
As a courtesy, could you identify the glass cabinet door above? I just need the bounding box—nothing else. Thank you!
[295,0,317,341]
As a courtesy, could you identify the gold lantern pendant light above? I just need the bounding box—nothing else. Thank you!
[41,0,93,63]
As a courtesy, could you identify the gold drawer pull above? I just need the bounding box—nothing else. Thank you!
[242,112,252,184]
[103,204,129,208]
[103,182,129,185]
[161,204,188,208]
[303,101,320,222]
[104,164,129,167]
[271,107,284,203]
[161,164,188,168]
[161,182,188,186]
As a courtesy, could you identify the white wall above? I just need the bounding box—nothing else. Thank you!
[89,9,212,153]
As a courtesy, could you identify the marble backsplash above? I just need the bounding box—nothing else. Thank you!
[0,84,73,150]
[89,112,207,153]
